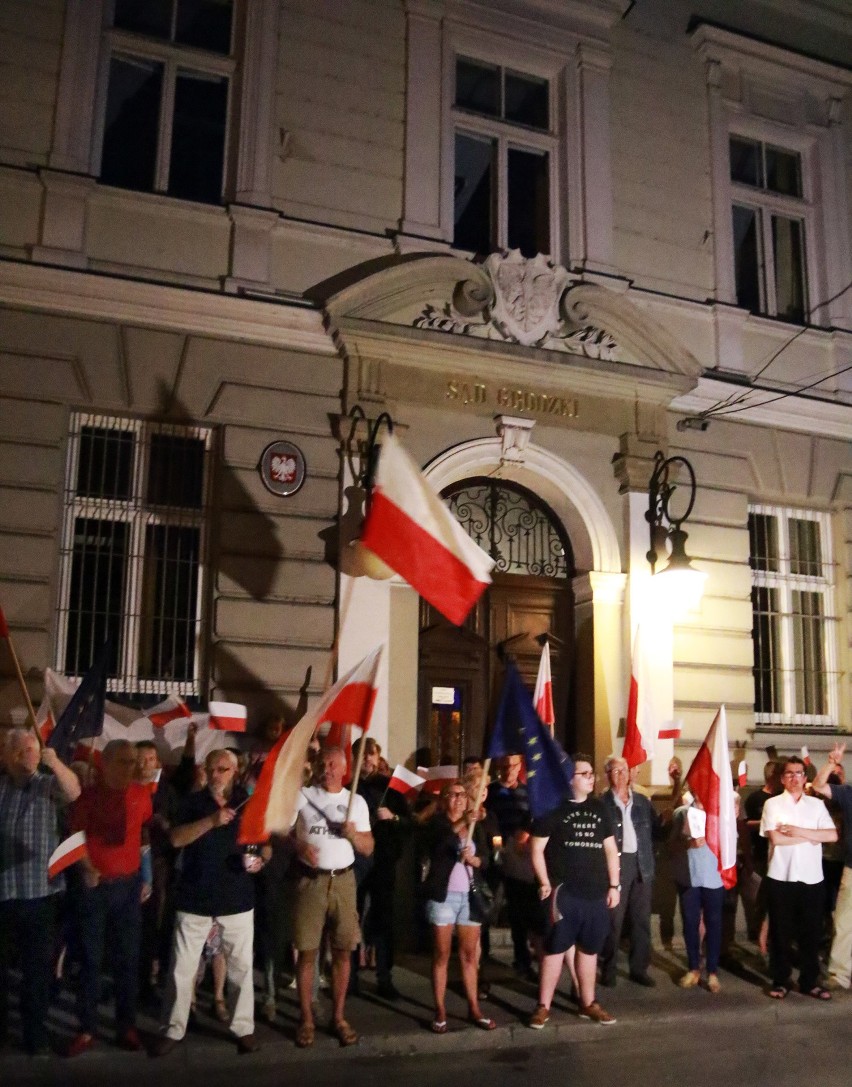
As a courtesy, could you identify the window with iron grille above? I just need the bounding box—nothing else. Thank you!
[749,505,837,728]
[56,413,212,697]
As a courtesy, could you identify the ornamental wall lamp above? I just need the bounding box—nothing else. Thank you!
[336,405,396,580]
[645,450,706,610]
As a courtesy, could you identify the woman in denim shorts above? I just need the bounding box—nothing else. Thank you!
[419,781,495,1034]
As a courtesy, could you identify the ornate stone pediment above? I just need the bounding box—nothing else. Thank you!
[412,250,622,362]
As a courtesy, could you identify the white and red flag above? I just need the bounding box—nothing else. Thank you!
[388,764,426,796]
[533,641,555,733]
[208,701,247,732]
[238,646,383,844]
[737,759,748,788]
[146,694,192,728]
[416,764,459,794]
[622,625,656,768]
[800,745,811,767]
[48,831,88,879]
[658,722,682,740]
[685,705,738,889]
[360,432,494,626]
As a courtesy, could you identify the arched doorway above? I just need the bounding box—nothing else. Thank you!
[417,478,575,765]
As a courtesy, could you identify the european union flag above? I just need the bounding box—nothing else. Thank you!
[48,643,108,763]
[487,660,574,818]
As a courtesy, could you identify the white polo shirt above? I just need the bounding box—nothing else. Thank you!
[760,790,835,884]
[293,785,370,870]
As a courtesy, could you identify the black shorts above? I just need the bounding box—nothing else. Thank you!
[545,886,610,956]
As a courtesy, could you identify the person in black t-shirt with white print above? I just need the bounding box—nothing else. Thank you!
[528,754,620,1028]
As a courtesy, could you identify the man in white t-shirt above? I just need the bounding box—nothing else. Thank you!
[760,755,837,1000]
[291,747,373,1048]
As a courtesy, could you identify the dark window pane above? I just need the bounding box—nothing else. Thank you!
[748,512,778,573]
[76,426,134,500]
[454,132,494,254]
[176,0,233,53]
[729,136,762,187]
[455,57,499,117]
[507,147,549,258]
[101,55,163,193]
[113,0,173,39]
[772,215,806,323]
[139,525,200,681]
[147,432,206,508]
[766,146,802,197]
[789,518,822,577]
[793,590,825,715]
[168,70,228,203]
[505,71,548,129]
[751,585,781,714]
[732,204,762,313]
[65,518,127,678]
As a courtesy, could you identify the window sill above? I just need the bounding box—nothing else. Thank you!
[93,182,230,222]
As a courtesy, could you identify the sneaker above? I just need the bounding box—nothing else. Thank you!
[678,970,701,989]
[528,1003,550,1029]
[824,976,849,991]
[150,1035,180,1058]
[706,974,721,994]
[578,1002,616,1025]
[117,1027,143,1052]
[261,999,276,1024]
[65,1033,95,1058]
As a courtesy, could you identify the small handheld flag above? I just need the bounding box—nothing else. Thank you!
[388,764,426,796]
[48,831,88,879]
[209,702,247,732]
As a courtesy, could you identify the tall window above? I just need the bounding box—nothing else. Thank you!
[749,506,836,728]
[729,136,808,323]
[97,0,235,204]
[57,414,212,697]
[452,56,554,258]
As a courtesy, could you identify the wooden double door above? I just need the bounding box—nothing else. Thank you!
[417,572,574,766]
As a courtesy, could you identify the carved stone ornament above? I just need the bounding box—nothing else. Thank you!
[495,414,535,464]
[412,250,621,362]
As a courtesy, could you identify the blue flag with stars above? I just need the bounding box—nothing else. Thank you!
[487,660,574,818]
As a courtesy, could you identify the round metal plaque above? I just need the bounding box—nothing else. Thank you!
[259,440,306,497]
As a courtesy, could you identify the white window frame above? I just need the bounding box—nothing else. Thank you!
[91,12,237,200]
[56,413,213,698]
[749,504,839,730]
[449,55,559,258]
[692,23,852,331]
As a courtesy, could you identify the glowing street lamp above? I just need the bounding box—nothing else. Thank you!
[645,450,706,613]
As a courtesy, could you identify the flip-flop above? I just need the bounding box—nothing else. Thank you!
[768,986,789,999]
[295,1021,315,1047]
[332,1019,359,1047]
[470,1016,497,1031]
[431,1020,448,1034]
[805,986,832,1001]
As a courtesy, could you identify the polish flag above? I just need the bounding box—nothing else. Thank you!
[388,764,426,796]
[416,764,459,794]
[316,721,363,783]
[685,705,738,889]
[34,693,56,744]
[800,745,811,766]
[208,702,247,732]
[360,432,494,626]
[48,831,88,879]
[622,625,656,768]
[238,646,383,843]
[658,723,682,740]
[737,760,748,788]
[146,694,192,728]
[533,641,555,733]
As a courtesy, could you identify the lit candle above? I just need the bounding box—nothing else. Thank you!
[492,835,503,849]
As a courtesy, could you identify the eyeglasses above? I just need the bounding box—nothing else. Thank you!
[783,770,806,778]
[574,771,595,778]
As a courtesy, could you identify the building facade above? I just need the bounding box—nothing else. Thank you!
[0,0,850,782]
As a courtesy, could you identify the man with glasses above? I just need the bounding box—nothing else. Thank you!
[599,756,660,988]
[760,755,837,1000]
[529,755,620,1027]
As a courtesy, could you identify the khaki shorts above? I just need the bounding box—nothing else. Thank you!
[292,868,360,952]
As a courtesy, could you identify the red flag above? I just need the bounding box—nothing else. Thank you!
[360,432,494,626]
[0,603,9,638]
[146,694,192,728]
[622,625,655,768]
[686,706,738,889]
[533,641,555,732]
[238,646,383,844]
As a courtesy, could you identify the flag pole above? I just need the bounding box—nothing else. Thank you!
[345,733,368,822]
[466,757,491,834]
[0,618,42,747]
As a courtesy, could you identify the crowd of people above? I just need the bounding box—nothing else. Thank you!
[0,720,849,1059]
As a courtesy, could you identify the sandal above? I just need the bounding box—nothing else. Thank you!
[295,1021,315,1048]
[333,1019,359,1047]
[805,986,832,1001]
[431,1020,448,1034]
[768,986,789,999]
[470,1016,497,1031]
[214,997,229,1023]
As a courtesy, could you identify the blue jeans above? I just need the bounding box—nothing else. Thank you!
[678,884,725,974]
[77,873,142,1034]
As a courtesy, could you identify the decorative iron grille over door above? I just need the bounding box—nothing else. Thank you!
[442,478,572,579]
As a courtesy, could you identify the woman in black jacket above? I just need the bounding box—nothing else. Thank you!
[420,780,495,1034]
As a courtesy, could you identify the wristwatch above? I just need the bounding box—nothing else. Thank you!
[610,883,621,891]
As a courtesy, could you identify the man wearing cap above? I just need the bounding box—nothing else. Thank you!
[291,746,373,1048]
